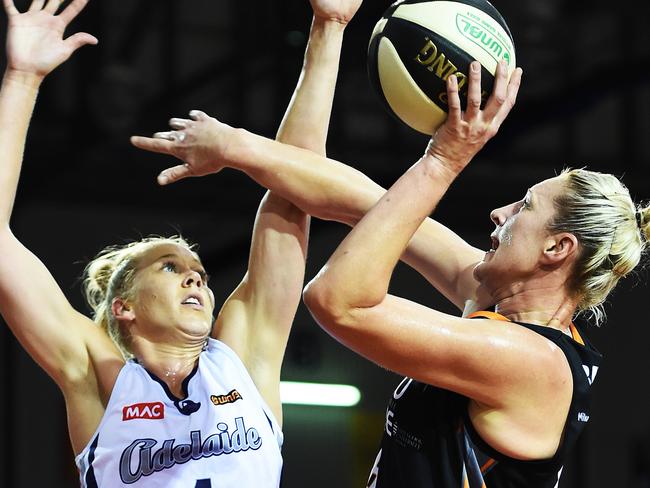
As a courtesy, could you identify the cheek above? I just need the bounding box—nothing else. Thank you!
[132,283,164,314]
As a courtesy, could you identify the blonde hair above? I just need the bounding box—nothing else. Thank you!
[82,235,197,358]
[549,168,649,325]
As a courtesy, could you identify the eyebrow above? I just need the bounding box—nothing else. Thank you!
[155,253,203,268]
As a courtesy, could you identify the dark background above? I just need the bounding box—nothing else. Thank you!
[1,0,649,486]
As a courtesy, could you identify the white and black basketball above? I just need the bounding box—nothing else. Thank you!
[368,0,516,135]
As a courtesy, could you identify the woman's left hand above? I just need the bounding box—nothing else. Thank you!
[427,60,523,175]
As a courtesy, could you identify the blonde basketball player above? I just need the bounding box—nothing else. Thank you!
[0,0,362,486]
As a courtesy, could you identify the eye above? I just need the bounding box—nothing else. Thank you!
[162,261,177,272]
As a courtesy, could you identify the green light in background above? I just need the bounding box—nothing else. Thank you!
[280,381,361,407]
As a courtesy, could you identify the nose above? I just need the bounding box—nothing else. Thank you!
[182,270,203,288]
[490,205,509,226]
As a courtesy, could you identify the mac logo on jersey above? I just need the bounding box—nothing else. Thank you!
[123,402,165,421]
[211,389,243,406]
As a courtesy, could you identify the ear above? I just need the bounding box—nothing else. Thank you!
[542,232,579,264]
[111,297,135,323]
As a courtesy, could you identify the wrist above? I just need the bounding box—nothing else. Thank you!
[3,69,44,92]
[421,151,463,186]
[220,127,251,170]
[311,15,349,34]
[425,136,473,176]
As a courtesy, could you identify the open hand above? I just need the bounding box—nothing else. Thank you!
[4,0,97,79]
[131,110,236,185]
[427,60,523,174]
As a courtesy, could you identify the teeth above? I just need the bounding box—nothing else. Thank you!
[183,297,200,305]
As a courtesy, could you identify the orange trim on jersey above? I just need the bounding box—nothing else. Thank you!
[480,458,496,473]
[466,311,511,322]
[569,323,585,345]
[468,310,585,345]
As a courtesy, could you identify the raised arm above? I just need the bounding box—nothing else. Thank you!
[0,0,122,452]
[215,4,362,423]
[301,65,575,460]
[301,63,549,408]
[131,114,487,312]
[132,1,362,423]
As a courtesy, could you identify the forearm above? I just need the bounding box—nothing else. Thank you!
[225,129,384,225]
[263,18,347,222]
[307,155,460,308]
[275,17,345,152]
[0,70,42,226]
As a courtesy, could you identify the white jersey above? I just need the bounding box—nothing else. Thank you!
[75,339,283,488]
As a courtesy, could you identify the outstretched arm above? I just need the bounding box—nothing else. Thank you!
[131,55,499,311]
[0,0,122,453]
[132,117,488,312]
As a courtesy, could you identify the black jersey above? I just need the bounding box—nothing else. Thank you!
[366,312,602,488]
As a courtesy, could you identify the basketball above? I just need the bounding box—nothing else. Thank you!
[367,0,516,135]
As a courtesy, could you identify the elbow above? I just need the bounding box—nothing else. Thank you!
[0,225,15,246]
[302,273,358,333]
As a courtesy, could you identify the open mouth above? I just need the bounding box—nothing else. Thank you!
[490,234,499,252]
[181,294,204,307]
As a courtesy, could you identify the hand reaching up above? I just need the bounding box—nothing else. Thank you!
[3,0,97,81]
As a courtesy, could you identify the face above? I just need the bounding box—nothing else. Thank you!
[473,175,568,296]
[125,243,216,342]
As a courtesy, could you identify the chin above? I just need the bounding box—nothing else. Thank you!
[472,261,486,282]
[180,320,212,339]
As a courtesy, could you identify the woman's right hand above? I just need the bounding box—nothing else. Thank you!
[4,0,97,81]
[426,60,522,175]
[130,110,238,185]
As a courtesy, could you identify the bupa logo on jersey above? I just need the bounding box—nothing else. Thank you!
[122,402,165,421]
[210,389,242,406]
[119,416,262,484]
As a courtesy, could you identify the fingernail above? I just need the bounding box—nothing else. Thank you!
[471,62,480,72]
[158,174,168,185]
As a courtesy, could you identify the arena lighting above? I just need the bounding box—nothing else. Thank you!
[280,381,361,407]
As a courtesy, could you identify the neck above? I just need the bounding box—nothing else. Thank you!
[492,280,578,333]
[132,338,206,398]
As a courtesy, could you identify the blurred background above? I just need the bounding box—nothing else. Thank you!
[0,0,649,486]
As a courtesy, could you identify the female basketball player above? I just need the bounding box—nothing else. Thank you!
[0,0,362,486]
[132,55,649,488]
